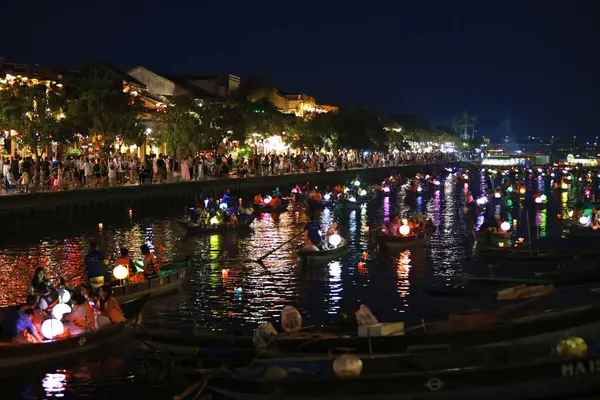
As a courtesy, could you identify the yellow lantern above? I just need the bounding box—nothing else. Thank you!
[556,336,588,359]
[519,187,526,195]
[333,354,363,378]
[113,265,129,280]
[399,225,410,236]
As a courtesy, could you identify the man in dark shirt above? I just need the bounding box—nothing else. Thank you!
[84,242,107,288]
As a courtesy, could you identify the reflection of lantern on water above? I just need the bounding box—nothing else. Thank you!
[362,252,368,260]
[364,226,370,233]
[498,242,505,248]
[222,269,229,278]
[98,223,103,231]
[358,261,366,274]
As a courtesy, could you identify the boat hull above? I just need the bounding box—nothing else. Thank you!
[177,217,255,235]
[297,241,348,262]
[378,235,428,250]
[253,199,290,213]
[114,259,190,303]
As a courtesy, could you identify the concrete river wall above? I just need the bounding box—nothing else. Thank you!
[1,164,454,233]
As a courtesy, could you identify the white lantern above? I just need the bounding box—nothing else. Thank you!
[210,216,220,225]
[324,193,331,201]
[359,189,367,196]
[353,180,360,187]
[539,194,547,202]
[580,216,590,225]
[113,265,129,280]
[494,192,501,198]
[348,197,356,203]
[328,233,342,247]
[41,319,65,339]
[52,303,71,320]
[264,196,272,204]
[399,225,410,236]
[417,186,422,192]
[58,288,71,304]
[383,187,390,193]
[500,221,511,232]
[219,202,228,211]
[535,197,543,204]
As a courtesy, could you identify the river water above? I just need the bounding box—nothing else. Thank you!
[0,168,585,399]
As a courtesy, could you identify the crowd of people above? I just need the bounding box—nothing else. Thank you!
[0,150,459,194]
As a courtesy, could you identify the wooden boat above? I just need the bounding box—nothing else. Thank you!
[473,229,512,241]
[131,300,600,357]
[113,259,190,303]
[297,240,348,262]
[378,232,430,251]
[252,198,290,213]
[203,348,600,400]
[0,295,149,376]
[477,243,598,266]
[305,198,336,209]
[567,224,600,240]
[176,216,255,235]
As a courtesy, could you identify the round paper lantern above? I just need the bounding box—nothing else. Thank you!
[209,216,220,225]
[494,192,501,198]
[219,202,228,211]
[557,336,588,359]
[113,265,129,280]
[579,216,590,225]
[359,189,367,196]
[58,288,71,304]
[52,303,71,320]
[324,193,331,201]
[534,196,543,204]
[333,354,363,378]
[348,197,356,203]
[328,234,342,247]
[41,318,65,339]
[264,196,272,204]
[500,221,511,232]
[399,225,410,236]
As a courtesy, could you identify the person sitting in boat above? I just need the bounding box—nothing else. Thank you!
[114,247,144,284]
[64,294,96,334]
[97,285,125,326]
[273,187,281,197]
[253,192,264,205]
[310,191,322,201]
[229,213,238,226]
[221,188,235,206]
[141,244,161,278]
[303,216,323,249]
[388,216,402,236]
[324,222,339,246]
[30,267,51,296]
[85,241,108,290]
[0,307,43,343]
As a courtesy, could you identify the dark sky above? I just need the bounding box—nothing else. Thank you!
[2,1,599,140]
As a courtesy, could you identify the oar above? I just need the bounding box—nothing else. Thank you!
[255,231,305,263]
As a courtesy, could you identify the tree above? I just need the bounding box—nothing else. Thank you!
[0,77,68,185]
[335,107,386,151]
[152,96,201,156]
[66,67,144,155]
[452,110,477,140]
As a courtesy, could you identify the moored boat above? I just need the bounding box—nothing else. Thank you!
[203,347,600,400]
[378,232,430,251]
[113,259,190,303]
[0,295,148,376]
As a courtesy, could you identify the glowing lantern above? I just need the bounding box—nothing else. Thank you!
[539,194,547,202]
[476,197,488,205]
[556,336,588,359]
[494,192,501,198]
[98,223,103,231]
[500,221,511,232]
[353,180,360,187]
[506,186,513,193]
[219,202,228,211]
[348,197,356,203]
[383,186,390,192]
[333,354,363,378]
[52,303,71,320]
[328,233,342,247]
[417,186,422,192]
[343,187,350,193]
[210,216,220,225]
[364,226,370,233]
[534,197,543,204]
[499,242,505,248]
[113,265,129,280]
[519,187,526,195]
[580,216,590,225]
[222,269,229,278]
[264,196,272,204]
[561,183,568,189]
[359,189,367,196]
[432,180,440,186]
[204,199,209,208]
[58,288,70,304]
[399,225,410,236]
[41,319,65,339]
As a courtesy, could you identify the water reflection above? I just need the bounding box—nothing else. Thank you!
[42,372,67,398]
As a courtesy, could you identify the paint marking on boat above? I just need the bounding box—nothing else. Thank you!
[78,337,86,346]
[561,358,600,376]
[425,378,444,391]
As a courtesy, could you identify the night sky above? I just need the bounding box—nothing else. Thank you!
[2,1,599,141]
